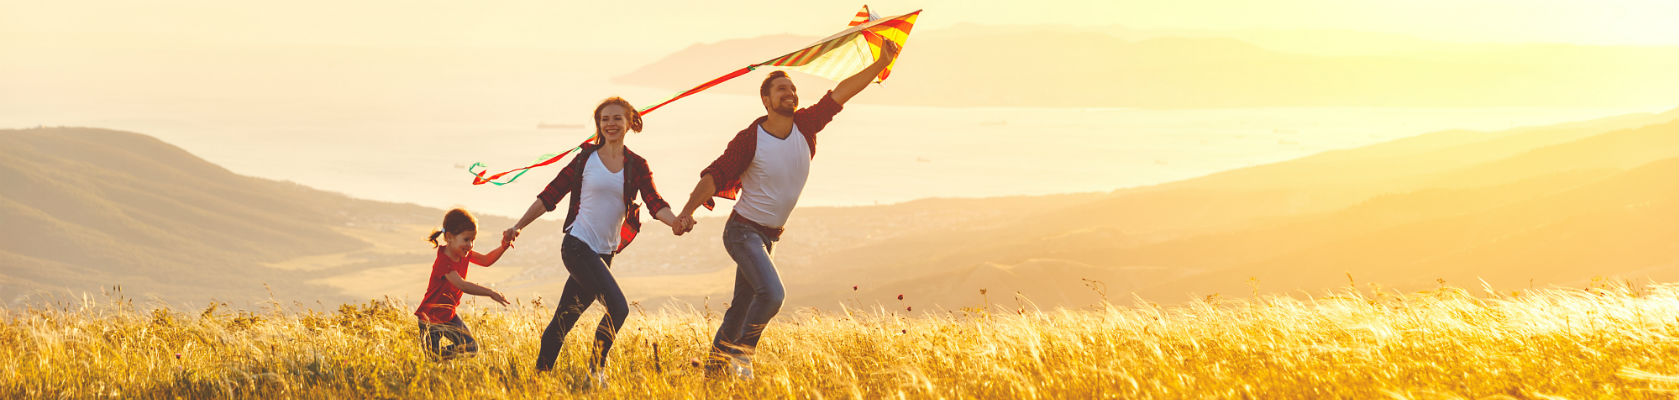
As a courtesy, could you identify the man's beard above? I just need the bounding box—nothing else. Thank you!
[770,104,795,116]
[770,95,797,116]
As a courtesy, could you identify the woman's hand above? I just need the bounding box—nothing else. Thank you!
[488,290,511,306]
[502,228,520,246]
[656,208,692,236]
[661,214,687,236]
[679,215,697,235]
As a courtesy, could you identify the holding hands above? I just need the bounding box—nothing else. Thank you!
[659,211,697,236]
[502,227,520,248]
[678,215,697,235]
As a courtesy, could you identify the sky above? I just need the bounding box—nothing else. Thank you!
[2,0,1675,214]
[4,0,1678,55]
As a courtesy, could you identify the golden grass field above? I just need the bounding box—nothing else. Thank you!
[3,281,1677,399]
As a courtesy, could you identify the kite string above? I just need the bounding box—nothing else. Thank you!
[637,65,756,115]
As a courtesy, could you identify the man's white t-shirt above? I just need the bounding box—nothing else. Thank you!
[733,124,811,228]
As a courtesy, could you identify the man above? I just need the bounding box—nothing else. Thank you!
[676,40,902,379]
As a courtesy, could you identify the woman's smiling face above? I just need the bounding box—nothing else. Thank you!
[597,104,631,143]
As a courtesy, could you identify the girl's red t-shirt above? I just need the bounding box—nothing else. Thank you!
[414,248,471,324]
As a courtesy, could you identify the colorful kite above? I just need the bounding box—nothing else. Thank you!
[469,5,920,186]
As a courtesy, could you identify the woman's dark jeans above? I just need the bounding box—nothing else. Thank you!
[534,235,625,371]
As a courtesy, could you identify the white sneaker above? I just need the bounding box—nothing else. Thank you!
[731,356,755,381]
[590,369,609,390]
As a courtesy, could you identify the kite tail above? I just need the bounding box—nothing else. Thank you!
[469,149,573,185]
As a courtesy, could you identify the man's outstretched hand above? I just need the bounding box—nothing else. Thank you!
[835,39,904,105]
[666,214,697,236]
[678,215,697,236]
[878,39,901,64]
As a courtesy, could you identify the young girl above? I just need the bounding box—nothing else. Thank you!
[415,208,513,360]
[502,97,688,386]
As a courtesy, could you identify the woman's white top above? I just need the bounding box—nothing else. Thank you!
[568,152,627,254]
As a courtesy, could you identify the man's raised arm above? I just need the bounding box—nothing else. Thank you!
[829,40,902,105]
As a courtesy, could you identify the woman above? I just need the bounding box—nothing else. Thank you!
[503,97,690,386]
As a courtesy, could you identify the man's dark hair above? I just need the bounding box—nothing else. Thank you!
[759,70,791,97]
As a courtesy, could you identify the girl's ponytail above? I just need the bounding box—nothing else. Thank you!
[427,229,445,247]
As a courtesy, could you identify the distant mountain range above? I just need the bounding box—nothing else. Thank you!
[764,108,1679,308]
[4,107,1676,309]
[613,24,1679,108]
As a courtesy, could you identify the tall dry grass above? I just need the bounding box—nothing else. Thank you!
[2,281,1676,399]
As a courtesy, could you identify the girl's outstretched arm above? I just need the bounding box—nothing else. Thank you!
[444,271,510,305]
[469,243,511,267]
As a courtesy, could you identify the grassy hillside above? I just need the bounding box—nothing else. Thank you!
[0,127,440,306]
[771,109,1679,308]
[2,282,1674,398]
[1129,121,1679,297]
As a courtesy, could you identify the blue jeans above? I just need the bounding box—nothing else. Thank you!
[418,315,476,360]
[534,235,624,372]
[709,218,785,365]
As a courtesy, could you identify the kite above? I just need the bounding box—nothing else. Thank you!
[468,5,920,186]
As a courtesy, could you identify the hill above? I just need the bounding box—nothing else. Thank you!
[0,127,441,306]
[5,107,1675,310]
[805,110,1677,308]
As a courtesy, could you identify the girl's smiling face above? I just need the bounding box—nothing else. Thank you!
[444,229,477,259]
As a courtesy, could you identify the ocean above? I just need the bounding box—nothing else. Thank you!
[1,79,1659,218]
